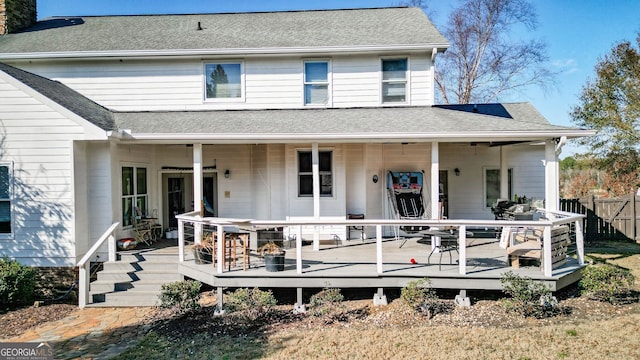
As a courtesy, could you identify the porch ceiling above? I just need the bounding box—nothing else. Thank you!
[112,104,594,144]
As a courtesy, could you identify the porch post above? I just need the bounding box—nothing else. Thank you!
[575,219,585,265]
[216,225,224,273]
[431,142,439,220]
[431,142,440,252]
[193,143,203,214]
[312,143,320,251]
[376,225,383,274]
[458,225,466,275]
[544,140,559,211]
[543,225,553,277]
[296,226,302,274]
[178,219,184,263]
[500,146,509,200]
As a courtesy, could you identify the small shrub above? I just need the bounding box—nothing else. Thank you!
[309,287,344,317]
[579,263,635,304]
[159,280,202,313]
[225,287,277,319]
[501,271,560,318]
[400,278,451,318]
[400,278,436,309]
[0,257,36,308]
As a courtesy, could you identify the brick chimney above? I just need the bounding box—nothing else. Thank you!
[0,0,37,35]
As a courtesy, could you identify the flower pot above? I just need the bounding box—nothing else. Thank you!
[193,248,212,264]
[263,253,285,272]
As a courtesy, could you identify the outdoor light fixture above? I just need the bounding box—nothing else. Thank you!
[224,169,230,178]
[372,174,379,183]
[454,168,460,176]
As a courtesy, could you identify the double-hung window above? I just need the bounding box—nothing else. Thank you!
[0,163,13,237]
[204,62,243,100]
[485,168,513,208]
[304,61,329,105]
[381,58,408,103]
[122,166,148,227]
[298,150,333,197]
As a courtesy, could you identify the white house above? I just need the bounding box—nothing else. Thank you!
[0,1,593,306]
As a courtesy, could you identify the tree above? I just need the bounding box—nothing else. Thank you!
[206,64,228,98]
[434,0,554,104]
[570,33,640,180]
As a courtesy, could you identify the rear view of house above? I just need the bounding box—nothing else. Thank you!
[0,1,593,307]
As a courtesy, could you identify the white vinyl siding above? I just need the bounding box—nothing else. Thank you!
[0,74,102,266]
[14,54,435,111]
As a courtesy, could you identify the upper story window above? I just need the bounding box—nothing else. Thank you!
[0,163,13,237]
[304,61,329,106]
[381,58,408,103]
[298,150,333,197]
[204,62,243,100]
[122,166,148,227]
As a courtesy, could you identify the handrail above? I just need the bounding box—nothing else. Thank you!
[76,222,120,308]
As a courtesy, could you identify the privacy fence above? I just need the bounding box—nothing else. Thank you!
[560,191,640,242]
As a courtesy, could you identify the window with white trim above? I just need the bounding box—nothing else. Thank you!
[204,62,243,100]
[381,58,408,103]
[298,150,333,197]
[485,168,513,208]
[0,163,13,236]
[122,166,148,227]
[304,61,329,105]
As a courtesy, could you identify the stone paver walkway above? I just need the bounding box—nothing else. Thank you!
[7,307,157,359]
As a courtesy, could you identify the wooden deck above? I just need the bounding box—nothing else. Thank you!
[178,236,585,292]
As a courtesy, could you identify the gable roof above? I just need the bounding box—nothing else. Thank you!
[112,104,591,143]
[0,7,448,58]
[0,63,115,130]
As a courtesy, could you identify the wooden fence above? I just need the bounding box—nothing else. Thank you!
[560,191,640,242]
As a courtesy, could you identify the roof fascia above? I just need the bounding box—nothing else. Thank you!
[115,129,595,144]
[0,44,450,61]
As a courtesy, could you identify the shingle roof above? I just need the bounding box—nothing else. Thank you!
[112,104,586,142]
[0,7,448,56]
[0,63,115,130]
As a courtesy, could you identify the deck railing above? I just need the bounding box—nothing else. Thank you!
[175,210,585,278]
[76,222,120,308]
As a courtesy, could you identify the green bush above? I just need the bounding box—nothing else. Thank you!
[501,271,560,318]
[0,257,36,308]
[159,280,202,313]
[309,287,345,316]
[579,263,635,304]
[225,287,277,319]
[400,278,436,309]
[400,278,451,318]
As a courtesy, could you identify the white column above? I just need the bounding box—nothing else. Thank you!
[431,142,439,220]
[296,227,302,274]
[216,225,224,274]
[431,142,441,252]
[312,143,320,251]
[376,225,383,274]
[458,225,466,275]
[543,226,553,277]
[193,143,203,214]
[575,220,585,265]
[544,140,559,212]
[500,146,509,200]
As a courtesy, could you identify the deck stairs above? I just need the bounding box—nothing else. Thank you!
[87,244,182,307]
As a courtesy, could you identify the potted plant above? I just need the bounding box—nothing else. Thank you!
[259,241,286,272]
[192,233,214,264]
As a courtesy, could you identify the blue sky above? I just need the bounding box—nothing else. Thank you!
[37,0,640,158]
